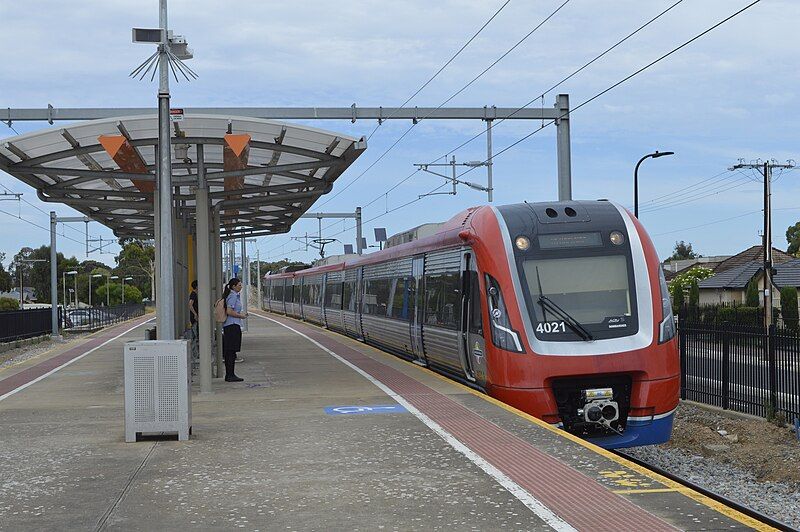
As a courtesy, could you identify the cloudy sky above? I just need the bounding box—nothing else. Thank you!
[1,0,798,267]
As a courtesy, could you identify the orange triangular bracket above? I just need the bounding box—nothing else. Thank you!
[98,135,127,158]
[225,134,251,157]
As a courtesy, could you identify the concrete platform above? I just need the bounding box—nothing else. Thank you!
[0,312,774,531]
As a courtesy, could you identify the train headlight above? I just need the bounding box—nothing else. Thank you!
[515,235,531,251]
[610,231,625,246]
[658,267,676,343]
[485,274,525,353]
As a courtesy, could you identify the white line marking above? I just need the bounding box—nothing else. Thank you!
[254,313,576,532]
[0,319,154,403]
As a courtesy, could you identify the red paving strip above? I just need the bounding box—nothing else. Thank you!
[270,315,676,532]
[0,316,151,398]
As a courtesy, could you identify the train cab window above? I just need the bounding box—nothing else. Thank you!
[424,271,462,330]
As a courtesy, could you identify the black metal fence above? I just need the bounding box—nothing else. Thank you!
[679,318,800,421]
[61,303,146,331]
[0,308,55,342]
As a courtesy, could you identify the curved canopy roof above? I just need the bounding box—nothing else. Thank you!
[0,115,366,239]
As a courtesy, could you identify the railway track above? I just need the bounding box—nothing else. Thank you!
[614,450,796,531]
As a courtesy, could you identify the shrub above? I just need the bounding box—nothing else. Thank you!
[0,297,20,311]
[672,285,685,314]
[716,305,762,326]
[780,286,799,330]
[745,278,760,307]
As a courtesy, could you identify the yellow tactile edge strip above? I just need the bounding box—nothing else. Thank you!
[255,311,777,532]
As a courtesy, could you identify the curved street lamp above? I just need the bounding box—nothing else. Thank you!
[635,150,674,218]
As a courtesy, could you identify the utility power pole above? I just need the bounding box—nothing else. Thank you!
[729,159,795,328]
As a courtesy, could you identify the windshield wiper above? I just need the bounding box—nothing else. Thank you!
[534,266,593,341]
[537,295,594,341]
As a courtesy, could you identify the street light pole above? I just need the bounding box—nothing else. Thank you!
[110,275,119,306]
[634,150,674,218]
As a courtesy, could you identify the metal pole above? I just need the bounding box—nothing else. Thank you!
[634,156,645,218]
[256,246,261,311]
[62,272,66,308]
[156,0,176,340]
[764,161,773,328]
[106,274,110,307]
[555,94,572,201]
[486,119,493,202]
[74,275,77,308]
[213,208,224,378]
[451,156,457,195]
[122,277,125,305]
[195,144,212,393]
[89,275,93,307]
[50,211,59,339]
[240,236,248,332]
[355,207,363,255]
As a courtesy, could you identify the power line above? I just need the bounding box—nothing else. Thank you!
[0,207,85,246]
[651,207,800,238]
[639,177,754,213]
[366,0,513,142]
[0,179,88,238]
[317,0,571,209]
[635,170,752,211]
[451,0,763,184]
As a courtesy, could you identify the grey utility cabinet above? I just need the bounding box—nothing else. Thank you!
[124,340,191,442]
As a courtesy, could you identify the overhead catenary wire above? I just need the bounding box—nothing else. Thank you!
[316,0,572,210]
[450,0,763,185]
[635,170,754,212]
[317,0,689,238]
[0,207,85,246]
[286,0,762,259]
[366,0,514,142]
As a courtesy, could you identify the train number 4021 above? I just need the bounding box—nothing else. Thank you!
[536,321,566,334]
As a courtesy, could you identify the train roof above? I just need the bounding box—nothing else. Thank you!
[264,205,481,279]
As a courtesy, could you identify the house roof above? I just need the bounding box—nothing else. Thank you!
[774,258,800,289]
[714,245,793,273]
[698,261,762,289]
[698,257,800,290]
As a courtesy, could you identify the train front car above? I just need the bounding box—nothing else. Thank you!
[471,200,679,449]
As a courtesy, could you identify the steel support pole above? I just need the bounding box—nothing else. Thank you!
[49,211,60,339]
[195,145,212,393]
[256,247,261,311]
[355,207,363,255]
[156,0,175,340]
[486,120,493,202]
[240,237,248,332]
[555,94,572,201]
[213,209,224,378]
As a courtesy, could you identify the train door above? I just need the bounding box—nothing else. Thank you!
[459,250,484,383]
[410,256,427,365]
[321,273,328,328]
[356,267,365,339]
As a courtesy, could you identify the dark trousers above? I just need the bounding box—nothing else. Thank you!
[222,324,242,377]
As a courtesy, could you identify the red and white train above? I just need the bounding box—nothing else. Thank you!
[262,201,679,449]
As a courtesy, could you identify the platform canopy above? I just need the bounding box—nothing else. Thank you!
[0,115,366,239]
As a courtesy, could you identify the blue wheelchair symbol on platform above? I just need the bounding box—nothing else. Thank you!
[324,405,408,415]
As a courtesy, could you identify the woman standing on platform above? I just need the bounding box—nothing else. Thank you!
[222,278,247,382]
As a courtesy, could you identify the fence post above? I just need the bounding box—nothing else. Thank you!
[721,325,730,410]
[768,324,777,418]
[679,313,687,400]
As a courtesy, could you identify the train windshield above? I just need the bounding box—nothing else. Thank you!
[520,255,636,340]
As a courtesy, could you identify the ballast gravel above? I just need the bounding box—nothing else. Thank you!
[623,403,800,528]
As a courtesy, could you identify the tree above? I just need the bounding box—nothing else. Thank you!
[116,242,155,301]
[96,282,143,306]
[0,297,19,310]
[670,240,699,261]
[668,266,714,299]
[745,278,760,307]
[0,252,11,292]
[787,221,800,257]
[780,286,799,330]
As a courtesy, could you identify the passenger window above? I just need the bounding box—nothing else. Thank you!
[424,271,462,330]
[387,276,412,322]
[362,278,390,316]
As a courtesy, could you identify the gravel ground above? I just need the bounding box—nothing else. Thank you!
[624,402,800,528]
[0,334,88,371]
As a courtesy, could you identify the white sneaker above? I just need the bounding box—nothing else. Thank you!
[235,357,244,363]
